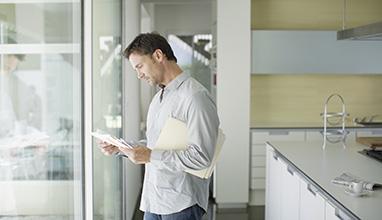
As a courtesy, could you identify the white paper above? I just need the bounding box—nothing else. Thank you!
[91,131,133,149]
[155,117,225,179]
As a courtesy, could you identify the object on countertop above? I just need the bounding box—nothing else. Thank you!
[321,93,349,149]
[356,136,382,149]
[353,115,382,127]
[332,172,382,191]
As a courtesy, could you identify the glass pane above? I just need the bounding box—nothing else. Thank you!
[92,0,123,219]
[0,2,82,220]
[168,34,213,92]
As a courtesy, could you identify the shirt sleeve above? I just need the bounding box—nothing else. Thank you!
[150,91,220,172]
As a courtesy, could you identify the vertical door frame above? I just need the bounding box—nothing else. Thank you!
[83,0,93,219]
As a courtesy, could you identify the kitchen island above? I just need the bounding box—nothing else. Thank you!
[266,140,382,220]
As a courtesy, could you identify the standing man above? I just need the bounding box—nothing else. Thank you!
[100,33,219,220]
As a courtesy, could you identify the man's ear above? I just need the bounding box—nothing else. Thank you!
[153,49,164,62]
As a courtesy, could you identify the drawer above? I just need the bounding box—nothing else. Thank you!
[251,155,266,167]
[306,131,323,141]
[251,178,265,190]
[307,130,356,143]
[251,167,265,178]
[251,131,305,144]
[252,143,266,156]
[356,129,382,137]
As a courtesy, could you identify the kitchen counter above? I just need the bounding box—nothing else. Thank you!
[267,140,382,220]
[251,121,379,129]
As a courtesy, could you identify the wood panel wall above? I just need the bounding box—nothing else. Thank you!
[252,0,382,30]
[251,75,382,127]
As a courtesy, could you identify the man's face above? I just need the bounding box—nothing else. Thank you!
[129,52,163,86]
[1,55,20,75]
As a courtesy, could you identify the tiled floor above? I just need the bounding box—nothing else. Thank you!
[0,205,264,220]
[134,205,265,220]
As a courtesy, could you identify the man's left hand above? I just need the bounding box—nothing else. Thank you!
[118,146,151,164]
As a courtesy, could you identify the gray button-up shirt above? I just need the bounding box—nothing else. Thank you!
[139,72,220,215]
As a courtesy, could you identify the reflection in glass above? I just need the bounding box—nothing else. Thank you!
[0,2,82,220]
[168,34,212,91]
[92,0,123,219]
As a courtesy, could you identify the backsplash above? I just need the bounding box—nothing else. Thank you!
[251,74,382,127]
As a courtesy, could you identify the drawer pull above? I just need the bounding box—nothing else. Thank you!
[269,131,289,135]
[371,130,382,135]
[307,184,318,196]
[334,209,345,220]
[287,166,294,175]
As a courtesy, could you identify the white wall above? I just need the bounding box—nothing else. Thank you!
[215,0,251,207]
[154,3,211,35]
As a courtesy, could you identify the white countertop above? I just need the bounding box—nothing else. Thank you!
[267,140,382,220]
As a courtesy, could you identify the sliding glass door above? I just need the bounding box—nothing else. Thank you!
[92,0,123,219]
[0,1,82,220]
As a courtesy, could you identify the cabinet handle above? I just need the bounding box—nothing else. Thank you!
[287,166,294,176]
[371,130,382,135]
[334,209,345,220]
[307,184,318,196]
[269,131,289,135]
[271,151,278,160]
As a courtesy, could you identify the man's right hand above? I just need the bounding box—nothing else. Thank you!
[98,141,120,156]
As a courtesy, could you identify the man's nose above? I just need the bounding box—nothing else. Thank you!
[137,71,144,79]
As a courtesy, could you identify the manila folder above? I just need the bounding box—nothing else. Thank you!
[154,117,225,179]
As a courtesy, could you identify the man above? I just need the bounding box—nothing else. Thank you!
[100,33,219,220]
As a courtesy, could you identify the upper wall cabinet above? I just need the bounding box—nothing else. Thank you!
[251,31,382,74]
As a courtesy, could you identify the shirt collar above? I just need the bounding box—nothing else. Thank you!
[161,72,189,91]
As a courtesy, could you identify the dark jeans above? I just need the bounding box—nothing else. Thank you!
[144,204,205,220]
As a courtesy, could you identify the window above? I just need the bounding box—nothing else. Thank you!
[0,2,82,219]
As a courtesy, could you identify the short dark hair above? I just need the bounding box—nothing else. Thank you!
[123,33,177,62]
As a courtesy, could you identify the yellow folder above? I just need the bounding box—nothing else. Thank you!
[155,117,225,179]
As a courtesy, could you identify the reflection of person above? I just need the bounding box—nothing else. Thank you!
[0,52,42,136]
[100,33,220,220]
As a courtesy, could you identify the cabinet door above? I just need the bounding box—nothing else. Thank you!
[280,162,300,220]
[265,146,282,220]
[325,202,353,220]
[299,179,325,220]
[325,202,341,220]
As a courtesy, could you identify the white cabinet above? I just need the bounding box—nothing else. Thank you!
[299,179,326,220]
[250,130,305,205]
[280,162,300,220]
[325,202,342,220]
[266,145,301,220]
[305,130,356,143]
[251,30,382,74]
[325,202,352,220]
[356,129,382,137]
[265,144,358,220]
[265,146,282,220]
